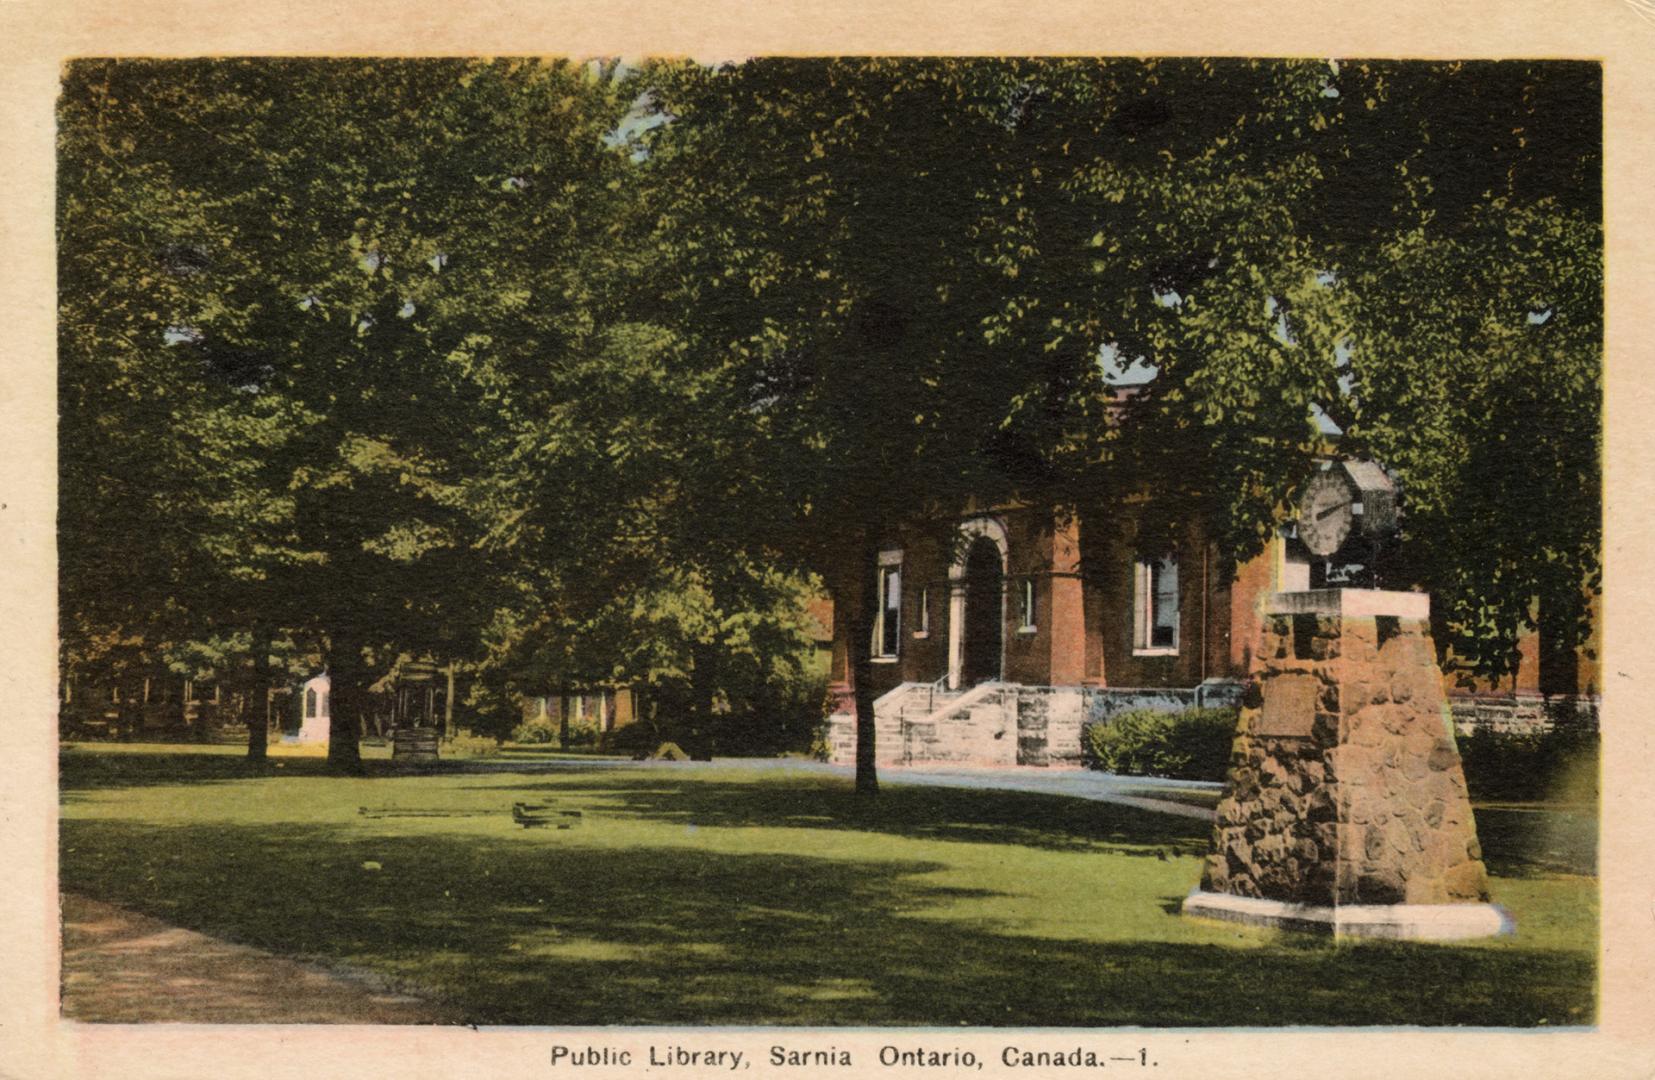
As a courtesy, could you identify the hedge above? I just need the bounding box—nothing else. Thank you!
[1457,724,1598,803]
[1081,707,1238,782]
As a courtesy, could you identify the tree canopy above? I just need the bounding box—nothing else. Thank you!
[58,57,1601,780]
[631,57,1600,784]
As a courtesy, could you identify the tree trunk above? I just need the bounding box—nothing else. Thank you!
[444,660,456,738]
[689,640,720,761]
[326,630,365,773]
[850,530,881,797]
[247,623,271,762]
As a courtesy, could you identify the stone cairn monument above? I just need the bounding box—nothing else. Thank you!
[1182,462,1508,939]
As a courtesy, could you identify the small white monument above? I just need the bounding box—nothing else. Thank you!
[293,673,331,744]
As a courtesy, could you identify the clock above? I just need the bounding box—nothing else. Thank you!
[1297,470,1355,557]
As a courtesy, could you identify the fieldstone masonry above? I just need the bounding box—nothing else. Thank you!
[1185,589,1506,939]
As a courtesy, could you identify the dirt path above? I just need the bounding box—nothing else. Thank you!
[61,893,458,1024]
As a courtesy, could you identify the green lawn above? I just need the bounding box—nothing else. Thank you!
[58,744,1597,1027]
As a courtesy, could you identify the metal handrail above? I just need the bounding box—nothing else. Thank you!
[920,679,1004,726]
[925,673,950,714]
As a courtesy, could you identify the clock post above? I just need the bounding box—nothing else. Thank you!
[1182,461,1507,939]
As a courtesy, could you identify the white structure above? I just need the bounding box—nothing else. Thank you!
[293,673,331,744]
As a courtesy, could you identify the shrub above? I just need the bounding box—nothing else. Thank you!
[445,730,503,758]
[705,672,833,758]
[560,718,601,749]
[1082,707,1239,781]
[510,717,557,744]
[607,720,661,758]
[809,723,835,762]
[1458,724,1599,803]
[511,716,607,749]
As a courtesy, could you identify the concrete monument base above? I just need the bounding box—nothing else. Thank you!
[1182,889,1511,941]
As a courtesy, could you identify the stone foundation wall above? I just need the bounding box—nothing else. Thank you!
[1013,687,1085,766]
[822,710,905,766]
[1448,693,1600,735]
[1083,687,1197,726]
[909,704,1019,766]
[1202,609,1490,907]
[826,685,1088,768]
[824,678,1252,771]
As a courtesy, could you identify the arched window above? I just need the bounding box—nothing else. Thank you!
[305,687,318,718]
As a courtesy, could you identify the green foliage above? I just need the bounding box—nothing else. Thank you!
[58,58,640,765]
[637,57,1600,785]
[703,668,831,757]
[1458,725,1599,804]
[476,560,825,758]
[509,717,558,745]
[506,715,601,749]
[58,58,1600,780]
[605,721,663,758]
[441,730,504,758]
[1082,708,1239,782]
[560,718,602,749]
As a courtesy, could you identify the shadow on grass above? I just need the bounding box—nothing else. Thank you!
[60,749,1594,874]
[1473,807,1597,879]
[56,747,591,796]
[60,816,1594,1028]
[458,773,1214,858]
[59,749,343,792]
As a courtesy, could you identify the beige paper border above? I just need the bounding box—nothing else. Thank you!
[3,2,1652,1077]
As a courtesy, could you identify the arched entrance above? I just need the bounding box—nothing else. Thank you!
[960,536,1004,686]
[947,516,1009,690]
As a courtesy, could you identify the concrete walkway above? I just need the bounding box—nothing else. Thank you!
[476,754,1223,821]
[61,893,456,1024]
[858,765,1221,820]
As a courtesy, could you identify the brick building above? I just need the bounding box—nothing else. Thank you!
[821,502,1597,769]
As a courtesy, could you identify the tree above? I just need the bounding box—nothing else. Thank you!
[1313,62,1601,688]
[58,60,316,753]
[633,59,1332,792]
[59,57,1600,780]
[633,57,1601,791]
[58,59,639,767]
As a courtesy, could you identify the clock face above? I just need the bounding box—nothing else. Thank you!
[1298,472,1354,557]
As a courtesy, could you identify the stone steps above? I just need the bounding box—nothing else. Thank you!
[896,692,964,720]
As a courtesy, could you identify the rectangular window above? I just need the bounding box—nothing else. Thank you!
[872,548,904,659]
[1020,578,1037,631]
[877,565,901,656]
[917,585,930,637]
[1134,556,1180,653]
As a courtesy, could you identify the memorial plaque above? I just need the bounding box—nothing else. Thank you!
[1256,674,1318,738]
